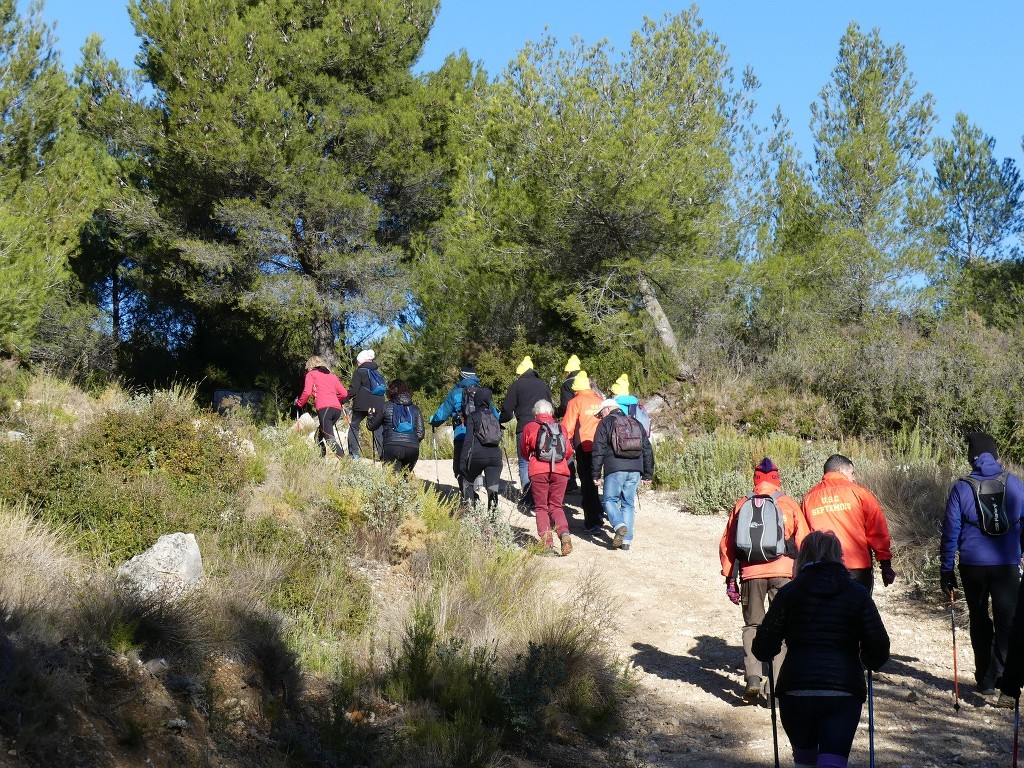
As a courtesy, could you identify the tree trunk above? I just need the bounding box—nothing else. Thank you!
[311,310,338,366]
[638,273,694,381]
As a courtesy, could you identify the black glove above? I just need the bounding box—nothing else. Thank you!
[939,570,957,597]
[879,560,896,587]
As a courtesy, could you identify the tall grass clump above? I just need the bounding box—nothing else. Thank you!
[859,462,955,594]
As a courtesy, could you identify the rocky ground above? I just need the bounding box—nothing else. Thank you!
[414,457,1020,768]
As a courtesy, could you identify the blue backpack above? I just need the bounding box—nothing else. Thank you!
[365,368,387,396]
[393,403,415,434]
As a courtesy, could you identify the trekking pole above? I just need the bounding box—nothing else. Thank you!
[431,427,440,485]
[500,436,517,499]
[767,662,780,768]
[1014,696,1020,768]
[950,590,961,712]
[867,668,875,768]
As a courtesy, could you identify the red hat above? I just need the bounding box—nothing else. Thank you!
[753,457,780,485]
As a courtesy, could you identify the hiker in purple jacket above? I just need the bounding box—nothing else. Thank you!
[940,432,1024,705]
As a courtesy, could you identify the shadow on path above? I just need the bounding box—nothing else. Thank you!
[632,636,752,708]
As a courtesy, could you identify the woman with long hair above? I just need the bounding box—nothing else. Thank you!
[753,530,890,768]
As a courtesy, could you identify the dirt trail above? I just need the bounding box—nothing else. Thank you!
[414,456,1017,767]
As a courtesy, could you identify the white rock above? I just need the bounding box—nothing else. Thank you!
[5,431,25,442]
[117,533,204,599]
[294,412,318,435]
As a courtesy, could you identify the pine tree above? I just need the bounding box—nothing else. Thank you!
[811,22,941,318]
[124,0,448,368]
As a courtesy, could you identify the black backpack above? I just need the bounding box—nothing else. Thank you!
[961,471,1013,536]
[609,413,643,459]
[735,492,789,564]
[536,422,567,470]
[471,409,502,447]
[459,385,479,423]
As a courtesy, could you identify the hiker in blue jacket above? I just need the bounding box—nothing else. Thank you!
[940,432,1024,705]
[429,365,482,484]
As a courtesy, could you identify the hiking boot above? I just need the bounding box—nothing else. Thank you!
[620,544,630,551]
[995,693,1016,708]
[612,525,628,549]
[745,679,761,704]
[560,533,572,556]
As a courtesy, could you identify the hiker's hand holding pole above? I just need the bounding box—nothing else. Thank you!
[940,570,958,597]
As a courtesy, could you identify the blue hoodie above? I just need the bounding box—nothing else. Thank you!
[941,453,1024,571]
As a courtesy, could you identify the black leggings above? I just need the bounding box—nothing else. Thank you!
[317,408,344,457]
[780,693,862,764]
[462,459,501,499]
[382,443,419,473]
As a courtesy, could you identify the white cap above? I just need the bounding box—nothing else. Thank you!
[356,349,375,364]
[598,399,620,413]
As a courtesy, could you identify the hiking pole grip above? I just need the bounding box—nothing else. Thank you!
[950,590,960,712]
[767,663,779,768]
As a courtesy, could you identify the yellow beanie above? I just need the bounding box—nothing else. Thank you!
[611,374,630,397]
[564,354,581,373]
[516,356,534,376]
[571,371,591,391]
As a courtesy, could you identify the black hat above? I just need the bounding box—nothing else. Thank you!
[460,365,476,379]
[966,432,998,462]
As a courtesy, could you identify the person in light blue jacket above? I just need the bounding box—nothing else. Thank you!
[428,365,481,483]
[940,432,1024,703]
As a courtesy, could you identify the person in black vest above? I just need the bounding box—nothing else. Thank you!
[754,531,890,768]
[500,356,552,509]
[342,349,385,459]
[940,432,1024,705]
[365,379,424,473]
[460,387,503,513]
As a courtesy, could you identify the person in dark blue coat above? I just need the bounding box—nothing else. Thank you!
[940,432,1024,703]
[753,531,890,768]
[428,365,482,484]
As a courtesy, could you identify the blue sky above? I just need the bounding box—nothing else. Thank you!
[38,0,1024,167]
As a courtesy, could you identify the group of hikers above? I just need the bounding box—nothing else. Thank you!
[296,352,1024,768]
[722,432,1024,768]
[294,351,654,555]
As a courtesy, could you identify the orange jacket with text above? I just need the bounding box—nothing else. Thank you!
[561,389,604,452]
[801,471,892,569]
[719,480,808,580]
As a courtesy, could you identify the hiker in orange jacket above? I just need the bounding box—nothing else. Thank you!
[801,453,896,592]
[561,371,605,532]
[719,457,808,703]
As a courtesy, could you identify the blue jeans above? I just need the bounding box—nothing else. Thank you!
[603,471,640,544]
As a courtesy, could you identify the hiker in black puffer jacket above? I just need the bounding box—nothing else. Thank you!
[500,356,552,508]
[753,531,890,768]
[343,349,385,459]
[366,379,424,473]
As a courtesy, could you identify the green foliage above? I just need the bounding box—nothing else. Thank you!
[810,23,941,318]
[420,7,747,384]
[0,2,117,357]
[935,112,1023,267]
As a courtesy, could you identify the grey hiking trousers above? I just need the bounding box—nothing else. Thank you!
[741,576,790,684]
